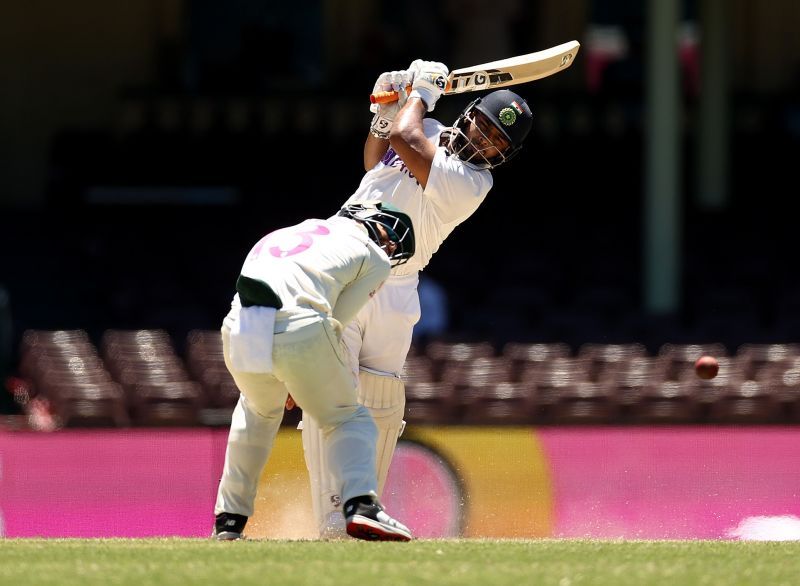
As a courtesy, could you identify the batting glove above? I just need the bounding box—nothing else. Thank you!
[408,60,449,112]
[369,69,412,139]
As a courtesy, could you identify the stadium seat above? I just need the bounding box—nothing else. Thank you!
[749,365,800,421]
[37,366,115,393]
[501,342,572,381]
[609,357,670,411]
[628,381,702,424]
[19,348,105,379]
[20,329,91,351]
[439,357,514,389]
[735,343,800,379]
[403,382,457,424]
[428,343,499,392]
[708,380,782,424]
[185,329,223,364]
[197,364,239,408]
[117,365,191,400]
[103,329,200,410]
[549,381,619,424]
[130,381,204,426]
[657,343,728,380]
[106,355,188,380]
[18,330,122,426]
[425,341,495,363]
[678,356,745,409]
[522,358,593,417]
[48,381,130,428]
[102,328,173,348]
[576,342,648,382]
[401,355,437,385]
[459,382,537,425]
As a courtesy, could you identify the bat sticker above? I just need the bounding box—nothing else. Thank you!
[450,70,513,93]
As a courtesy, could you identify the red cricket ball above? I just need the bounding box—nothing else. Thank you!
[694,356,719,380]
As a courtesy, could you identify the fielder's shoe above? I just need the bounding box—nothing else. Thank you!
[344,496,412,542]
[212,512,248,541]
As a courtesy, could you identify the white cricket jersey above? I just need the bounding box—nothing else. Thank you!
[233,216,390,326]
[343,118,493,276]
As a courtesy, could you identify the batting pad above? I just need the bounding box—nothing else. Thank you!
[357,369,406,496]
[301,369,406,536]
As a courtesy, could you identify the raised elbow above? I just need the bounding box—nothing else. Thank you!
[389,117,417,150]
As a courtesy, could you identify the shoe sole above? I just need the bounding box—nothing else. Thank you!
[212,531,244,541]
[346,515,412,542]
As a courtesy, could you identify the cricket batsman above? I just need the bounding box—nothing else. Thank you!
[301,59,534,537]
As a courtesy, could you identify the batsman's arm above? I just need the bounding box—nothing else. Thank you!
[364,133,390,171]
[389,98,436,188]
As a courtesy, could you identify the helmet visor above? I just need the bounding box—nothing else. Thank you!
[444,111,511,170]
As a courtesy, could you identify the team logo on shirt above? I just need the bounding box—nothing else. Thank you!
[379,147,418,183]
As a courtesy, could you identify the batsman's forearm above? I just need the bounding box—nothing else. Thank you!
[364,133,390,171]
[389,98,435,188]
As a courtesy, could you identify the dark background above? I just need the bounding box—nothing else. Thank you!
[2,0,800,402]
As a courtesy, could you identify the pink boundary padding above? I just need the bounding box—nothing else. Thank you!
[0,429,228,537]
[3,427,800,538]
[537,427,800,539]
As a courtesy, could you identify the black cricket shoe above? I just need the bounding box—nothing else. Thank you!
[344,495,412,542]
[212,512,248,541]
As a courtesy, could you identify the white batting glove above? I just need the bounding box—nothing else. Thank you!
[369,69,412,139]
[408,60,449,112]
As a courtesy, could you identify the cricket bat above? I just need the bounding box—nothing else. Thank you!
[370,40,580,104]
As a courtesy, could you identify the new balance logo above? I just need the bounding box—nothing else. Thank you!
[225,520,237,526]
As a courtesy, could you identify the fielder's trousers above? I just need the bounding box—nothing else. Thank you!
[215,307,378,518]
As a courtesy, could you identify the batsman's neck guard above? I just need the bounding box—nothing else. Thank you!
[338,201,415,267]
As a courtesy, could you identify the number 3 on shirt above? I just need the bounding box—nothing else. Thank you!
[249,223,330,260]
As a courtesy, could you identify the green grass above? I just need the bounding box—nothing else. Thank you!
[1,539,799,586]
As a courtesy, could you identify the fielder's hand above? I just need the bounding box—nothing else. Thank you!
[408,60,449,112]
[369,69,412,139]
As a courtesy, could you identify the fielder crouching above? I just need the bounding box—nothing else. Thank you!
[212,202,415,542]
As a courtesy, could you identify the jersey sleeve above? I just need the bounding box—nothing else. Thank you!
[331,244,391,326]
[423,146,493,224]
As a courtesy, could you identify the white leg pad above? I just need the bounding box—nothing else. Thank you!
[302,369,405,537]
[357,369,406,496]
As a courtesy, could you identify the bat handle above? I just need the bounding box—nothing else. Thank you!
[369,85,412,105]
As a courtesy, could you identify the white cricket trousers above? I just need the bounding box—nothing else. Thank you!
[215,307,378,518]
[344,272,421,376]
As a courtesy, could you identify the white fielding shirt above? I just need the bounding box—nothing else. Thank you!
[344,118,493,276]
[233,216,391,327]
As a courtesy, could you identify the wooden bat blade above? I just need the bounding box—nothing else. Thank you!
[447,40,580,94]
[369,40,580,104]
